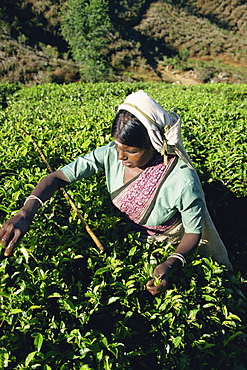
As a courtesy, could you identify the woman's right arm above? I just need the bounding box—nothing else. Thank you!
[0,170,69,256]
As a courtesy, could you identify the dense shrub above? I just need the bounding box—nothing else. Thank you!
[60,0,113,82]
[0,82,246,369]
[0,82,22,108]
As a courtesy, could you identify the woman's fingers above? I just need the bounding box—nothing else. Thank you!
[2,228,22,256]
[0,225,14,247]
[0,219,26,256]
[4,240,15,256]
[146,278,167,295]
[146,278,155,287]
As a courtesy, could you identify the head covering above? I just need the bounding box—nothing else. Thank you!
[118,90,194,169]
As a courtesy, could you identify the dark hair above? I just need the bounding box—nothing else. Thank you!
[112,110,153,149]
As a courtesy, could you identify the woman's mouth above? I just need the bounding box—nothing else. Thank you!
[122,161,131,166]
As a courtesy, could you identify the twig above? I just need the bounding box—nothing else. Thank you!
[19,127,104,251]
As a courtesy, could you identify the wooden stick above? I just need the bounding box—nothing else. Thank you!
[19,127,104,251]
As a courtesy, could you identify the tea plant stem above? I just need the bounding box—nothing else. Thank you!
[18,127,104,251]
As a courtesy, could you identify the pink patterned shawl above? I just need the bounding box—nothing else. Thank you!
[111,155,180,235]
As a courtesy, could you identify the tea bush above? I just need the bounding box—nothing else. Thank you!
[0,82,22,108]
[0,81,246,369]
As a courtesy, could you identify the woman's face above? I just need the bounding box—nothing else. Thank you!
[114,139,155,169]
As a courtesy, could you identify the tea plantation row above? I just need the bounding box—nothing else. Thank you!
[0,82,246,369]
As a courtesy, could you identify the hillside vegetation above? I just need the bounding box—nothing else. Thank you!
[1,0,247,84]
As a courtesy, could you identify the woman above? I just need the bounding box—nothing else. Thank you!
[0,90,232,295]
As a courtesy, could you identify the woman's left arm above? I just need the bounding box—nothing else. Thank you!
[146,232,201,295]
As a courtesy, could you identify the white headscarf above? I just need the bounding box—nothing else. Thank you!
[118,90,194,169]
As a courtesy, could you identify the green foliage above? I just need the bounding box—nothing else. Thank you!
[109,0,148,26]
[0,82,22,108]
[179,48,190,62]
[60,0,113,82]
[2,0,247,85]
[0,81,247,368]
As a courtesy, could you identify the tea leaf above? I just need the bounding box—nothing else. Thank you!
[0,348,9,368]
[20,246,29,263]
[25,351,37,367]
[34,333,43,352]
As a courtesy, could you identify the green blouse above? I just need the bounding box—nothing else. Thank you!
[60,142,203,234]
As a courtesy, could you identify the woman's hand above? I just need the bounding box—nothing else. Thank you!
[146,261,171,296]
[0,211,32,256]
[146,233,201,295]
[0,170,69,257]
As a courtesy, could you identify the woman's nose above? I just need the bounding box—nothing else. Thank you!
[118,150,127,160]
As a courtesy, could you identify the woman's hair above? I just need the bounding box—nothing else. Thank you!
[112,110,153,149]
